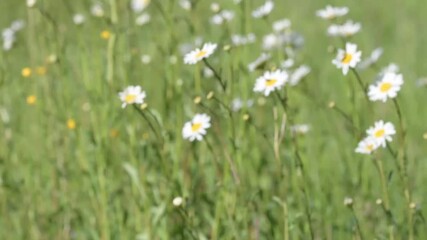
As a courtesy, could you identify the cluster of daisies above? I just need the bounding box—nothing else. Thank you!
[70,0,151,27]
[316,5,405,155]
[2,20,25,51]
[117,1,314,142]
[118,85,211,142]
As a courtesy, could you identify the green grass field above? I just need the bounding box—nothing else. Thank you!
[1,0,427,239]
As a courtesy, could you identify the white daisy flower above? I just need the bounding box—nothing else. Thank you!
[316,5,349,20]
[2,28,15,41]
[253,70,288,96]
[357,47,383,70]
[182,114,211,141]
[368,72,403,102]
[380,63,400,75]
[281,59,295,69]
[172,197,183,207]
[262,33,280,50]
[231,33,256,46]
[366,121,396,148]
[289,65,311,86]
[27,0,37,8]
[203,67,214,78]
[141,54,151,64]
[10,20,25,32]
[2,28,15,51]
[73,14,85,25]
[416,77,427,87]
[91,3,104,17]
[273,19,291,32]
[248,53,270,72]
[135,13,151,26]
[211,10,234,25]
[184,42,217,65]
[231,98,254,112]
[3,39,14,51]
[179,0,191,11]
[118,86,146,108]
[355,137,379,154]
[210,3,221,12]
[332,42,362,75]
[327,21,361,37]
[252,1,274,18]
[290,124,310,135]
[131,0,150,13]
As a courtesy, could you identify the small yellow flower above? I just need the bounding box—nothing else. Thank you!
[193,96,202,104]
[110,129,119,138]
[101,30,111,39]
[36,66,47,76]
[22,67,32,77]
[26,95,37,105]
[67,119,76,130]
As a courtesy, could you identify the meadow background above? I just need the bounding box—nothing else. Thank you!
[0,0,427,239]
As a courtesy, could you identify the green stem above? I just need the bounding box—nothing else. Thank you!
[203,59,226,91]
[392,98,413,240]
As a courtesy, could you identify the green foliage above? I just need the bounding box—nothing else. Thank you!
[0,0,426,239]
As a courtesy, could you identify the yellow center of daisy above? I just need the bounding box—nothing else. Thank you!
[380,82,392,93]
[125,94,137,103]
[196,51,207,58]
[374,129,385,138]
[191,123,202,132]
[366,144,374,152]
[342,53,352,64]
[266,79,277,87]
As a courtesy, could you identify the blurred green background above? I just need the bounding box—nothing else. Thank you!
[0,0,426,239]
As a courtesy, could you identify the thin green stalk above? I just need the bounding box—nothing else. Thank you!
[132,105,163,147]
[349,206,364,240]
[373,157,395,240]
[203,59,226,91]
[392,98,413,240]
[275,91,314,239]
[107,0,118,86]
[351,68,369,101]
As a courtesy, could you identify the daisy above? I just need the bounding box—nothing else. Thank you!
[366,120,396,147]
[355,137,379,154]
[380,63,400,75]
[135,13,151,26]
[231,98,254,112]
[10,20,25,32]
[231,33,256,46]
[368,72,403,102]
[73,14,85,25]
[289,65,311,86]
[327,21,361,37]
[179,0,191,10]
[253,69,288,96]
[211,10,234,25]
[252,1,274,18]
[184,42,217,65]
[290,124,310,135]
[273,19,291,32]
[182,114,211,141]
[131,0,150,13]
[316,5,349,20]
[248,53,270,72]
[27,0,37,8]
[118,86,146,108]
[91,3,104,17]
[357,47,383,70]
[332,42,362,75]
